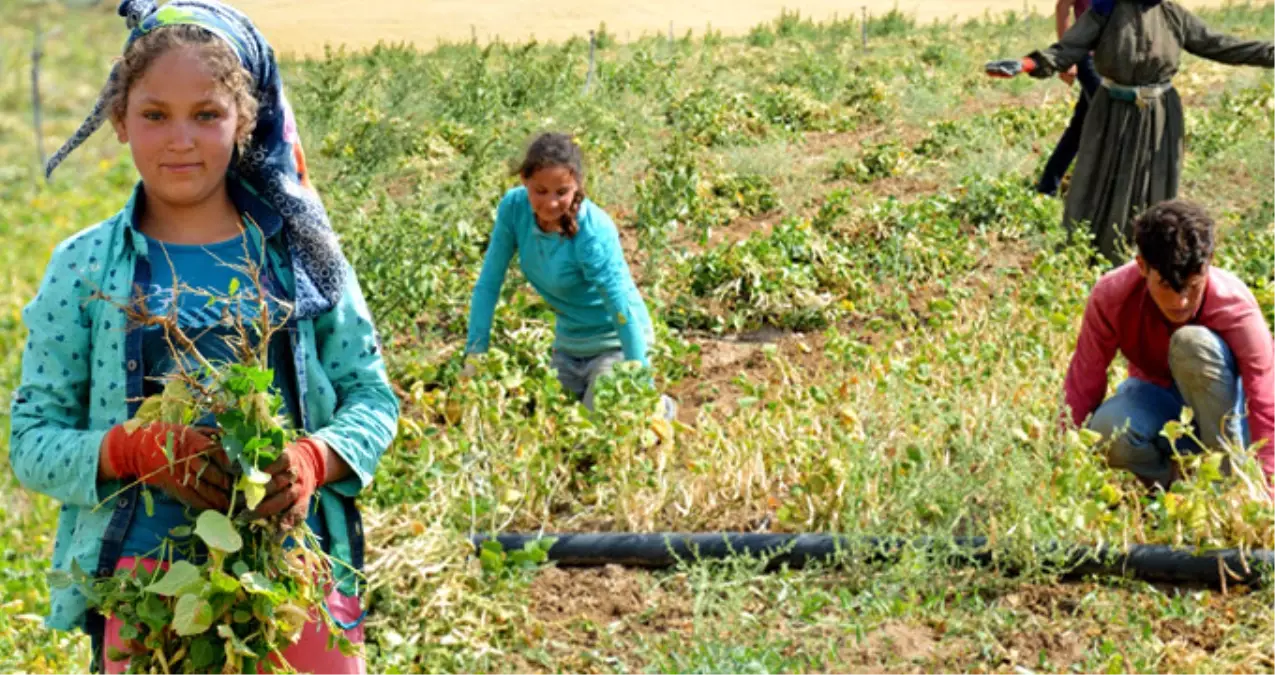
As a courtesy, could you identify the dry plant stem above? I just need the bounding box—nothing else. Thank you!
[131,212,291,389]
[94,451,219,511]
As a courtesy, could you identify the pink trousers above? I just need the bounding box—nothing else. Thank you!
[104,556,366,674]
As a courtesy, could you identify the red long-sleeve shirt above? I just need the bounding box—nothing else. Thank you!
[1063,262,1274,480]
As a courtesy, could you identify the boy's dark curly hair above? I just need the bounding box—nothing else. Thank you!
[1133,200,1215,292]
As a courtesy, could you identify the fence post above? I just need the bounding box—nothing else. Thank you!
[31,18,47,182]
[861,5,868,51]
[582,29,596,95]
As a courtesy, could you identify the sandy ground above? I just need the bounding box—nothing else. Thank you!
[234,0,1234,56]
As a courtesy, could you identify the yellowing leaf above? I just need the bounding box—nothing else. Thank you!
[444,399,462,426]
[130,396,163,428]
[159,379,194,424]
[1198,453,1225,483]
[241,479,267,511]
[172,594,213,636]
[238,463,273,509]
[650,418,674,444]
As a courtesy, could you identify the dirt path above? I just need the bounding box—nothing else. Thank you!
[236,0,1233,56]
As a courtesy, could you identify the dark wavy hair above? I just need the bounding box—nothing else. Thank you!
[517,132,585,238]
[1133,200,1215,292]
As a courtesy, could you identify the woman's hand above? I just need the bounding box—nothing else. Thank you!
[99,423,233,511]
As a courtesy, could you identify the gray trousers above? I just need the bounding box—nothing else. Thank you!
[551,348,677,420]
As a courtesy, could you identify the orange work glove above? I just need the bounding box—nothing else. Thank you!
[101,423,232,511]
[249,438,328,529]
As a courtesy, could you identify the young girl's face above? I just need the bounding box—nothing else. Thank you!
[523,165,579,228]
[111,45,242,211]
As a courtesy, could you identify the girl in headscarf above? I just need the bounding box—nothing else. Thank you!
[986,0,1273,265]
[9,1,398,672]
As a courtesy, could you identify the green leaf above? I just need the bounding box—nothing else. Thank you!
[244,437,272,455]
[143,560,203,597]
[47,570,73,590]
[162,430,176,463]
[117,623,140,642]
[1161,420,1186,443]
[239,571,277,596]
[195,510,243,553]
[69,558,89,583]
[228,277,241,295]
[141,489,154,518]
[218,624,258,658]
[209,569,240,595]
[1199,453,1225,483]
[223,374,254,397]
[480,539,504,554]
[189,635,220,671]
[219,429,248,463]
[231,365,274,393]
[169,525,192,538]
[172,594,214,636]
[479,548,503,574]
[136,593,172,632]
[232,561,250,577]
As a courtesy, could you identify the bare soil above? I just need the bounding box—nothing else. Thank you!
[528,565,695,637]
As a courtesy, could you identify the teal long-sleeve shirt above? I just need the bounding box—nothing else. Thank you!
[466,187,654,365]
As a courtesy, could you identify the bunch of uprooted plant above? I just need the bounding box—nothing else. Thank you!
[48,227,359,673]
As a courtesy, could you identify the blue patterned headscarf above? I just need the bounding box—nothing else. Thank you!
[46,0,347,318]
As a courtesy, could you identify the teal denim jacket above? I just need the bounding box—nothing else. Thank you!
[8,179,399,632]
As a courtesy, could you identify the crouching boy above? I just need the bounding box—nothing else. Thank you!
[1062,200,1273,492]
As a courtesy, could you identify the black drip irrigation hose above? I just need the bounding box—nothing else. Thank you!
[472,533,1274,588]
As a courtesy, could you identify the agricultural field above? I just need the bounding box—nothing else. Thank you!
[2,0,1274,673]
[229,0,1234,55]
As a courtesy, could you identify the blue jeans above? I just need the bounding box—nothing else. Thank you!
[1088,327,1249,486]
[551,348,677,420]
[1037,55,1102,197]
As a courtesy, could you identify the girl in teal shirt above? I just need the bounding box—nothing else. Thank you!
[10,2,398,671]
[465,133,675,417]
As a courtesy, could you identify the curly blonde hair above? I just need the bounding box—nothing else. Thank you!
[106,24,259,155]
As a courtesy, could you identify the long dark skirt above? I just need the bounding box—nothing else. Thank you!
[1063,86,1184,265]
